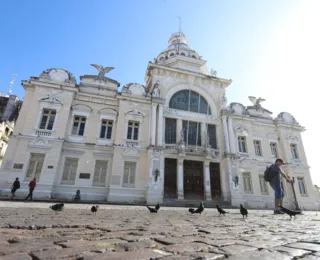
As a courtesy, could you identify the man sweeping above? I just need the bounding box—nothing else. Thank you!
[266,158,292,214]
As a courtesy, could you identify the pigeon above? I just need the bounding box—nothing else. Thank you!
[216,205,228,216]
[188,208,195,213]
[50,203,64,213]
[91,205,99,215]
[279,206,301,219]
[240,204,248,218]
[191,202,204,214]
[146,203,160,213]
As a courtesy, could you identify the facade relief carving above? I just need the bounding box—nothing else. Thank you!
[234,125,249,136]
[125,104,145,117]
[39,94,63,105]
[267,133,278,139]
[99,108,118,116]
[71,104,92,113]
[123,147,140,157]
[28,137,51,149]
[287,134,299,141]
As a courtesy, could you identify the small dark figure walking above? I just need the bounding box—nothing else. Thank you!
[10,177,20,199]
[25,178,36,201]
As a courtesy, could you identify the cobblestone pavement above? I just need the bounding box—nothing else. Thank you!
[1,201,320,260]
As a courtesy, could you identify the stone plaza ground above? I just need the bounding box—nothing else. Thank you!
[0,201,320,259]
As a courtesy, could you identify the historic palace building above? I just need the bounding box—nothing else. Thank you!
[0,32,317,209]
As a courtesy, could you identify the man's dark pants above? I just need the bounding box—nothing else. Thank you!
[25,188,34,200]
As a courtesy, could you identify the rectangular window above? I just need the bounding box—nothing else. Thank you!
[71,116,86,136]
[93,160,108,186]
[127,121,139,140]
[100,120,113,139]
[61,158,78,185]
[25,153,45,181]
[13,163,23,169]
[242,172,253,193]
[182,120,201,146]
[270,142,278,157]
[238,136,247,153]
[165,118,177,144]
[39,109,56,130]
[254,140,262,156]
[290,144,299,159]
[123,161,136,187]
[259,175,268,194]
[297,177,307,196]
[207,124,217,149]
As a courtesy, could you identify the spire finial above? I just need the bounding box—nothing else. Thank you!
[177,16,182,34]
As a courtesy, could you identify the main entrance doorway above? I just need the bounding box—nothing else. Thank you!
[184,160,204,200]
[210,162,221,200]
[164,158,177,199]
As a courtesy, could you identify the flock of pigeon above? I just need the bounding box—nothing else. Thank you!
[49,202,301,219]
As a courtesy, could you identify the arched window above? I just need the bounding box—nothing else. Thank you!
[169,90,211,115]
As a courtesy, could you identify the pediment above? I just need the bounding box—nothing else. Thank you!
[267,133,278,139]
[234,125,249,136]
[28,137,51,149]
[71,104,92,113]
[99,108,118,116]
[125,104,145,117]
[287,134,299,141]
[124,83,146,96]
[39,94,63,105]
[122,148,140,157]
[229,103,247,115]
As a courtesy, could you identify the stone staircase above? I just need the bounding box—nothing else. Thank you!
[162,199,234,208]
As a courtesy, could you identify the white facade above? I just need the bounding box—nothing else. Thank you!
[0,32,317,210]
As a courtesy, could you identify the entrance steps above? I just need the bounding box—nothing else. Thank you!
[162,199,233,208]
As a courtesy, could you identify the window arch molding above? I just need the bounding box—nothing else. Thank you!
[165,85,216,117]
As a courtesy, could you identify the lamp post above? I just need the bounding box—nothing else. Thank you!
[154,169,159,182]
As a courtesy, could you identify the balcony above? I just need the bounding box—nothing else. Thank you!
[164,143,219,157]
[35,129,52,137]
[126,140,140,147]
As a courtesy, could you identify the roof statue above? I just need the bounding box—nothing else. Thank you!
[248,96,266,111]
[90,64,114,81]
[210,69,217,77]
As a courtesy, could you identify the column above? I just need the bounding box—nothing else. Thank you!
[177,118,183,143]
[204,160,212,200]
[151,103,157,146]
[177,158,184,199]
[228,117,235,153]
[201,122,207,147]
[222,116,230,153]
[220,158,231,201]
[157,105,164,146]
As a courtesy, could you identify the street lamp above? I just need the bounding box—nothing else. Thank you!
[154,169,159,182]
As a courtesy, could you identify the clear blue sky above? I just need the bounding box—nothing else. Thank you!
[1,0,319,186]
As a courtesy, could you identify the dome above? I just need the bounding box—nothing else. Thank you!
[39,68,76,84]
[156,32,201,63]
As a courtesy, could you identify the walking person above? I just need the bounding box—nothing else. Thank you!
[268,158,292,214]
[10,177,20,199]
[25,178,36,201]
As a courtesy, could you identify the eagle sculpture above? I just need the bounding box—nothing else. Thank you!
[248,96,266,106]
[90,64,114,81]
